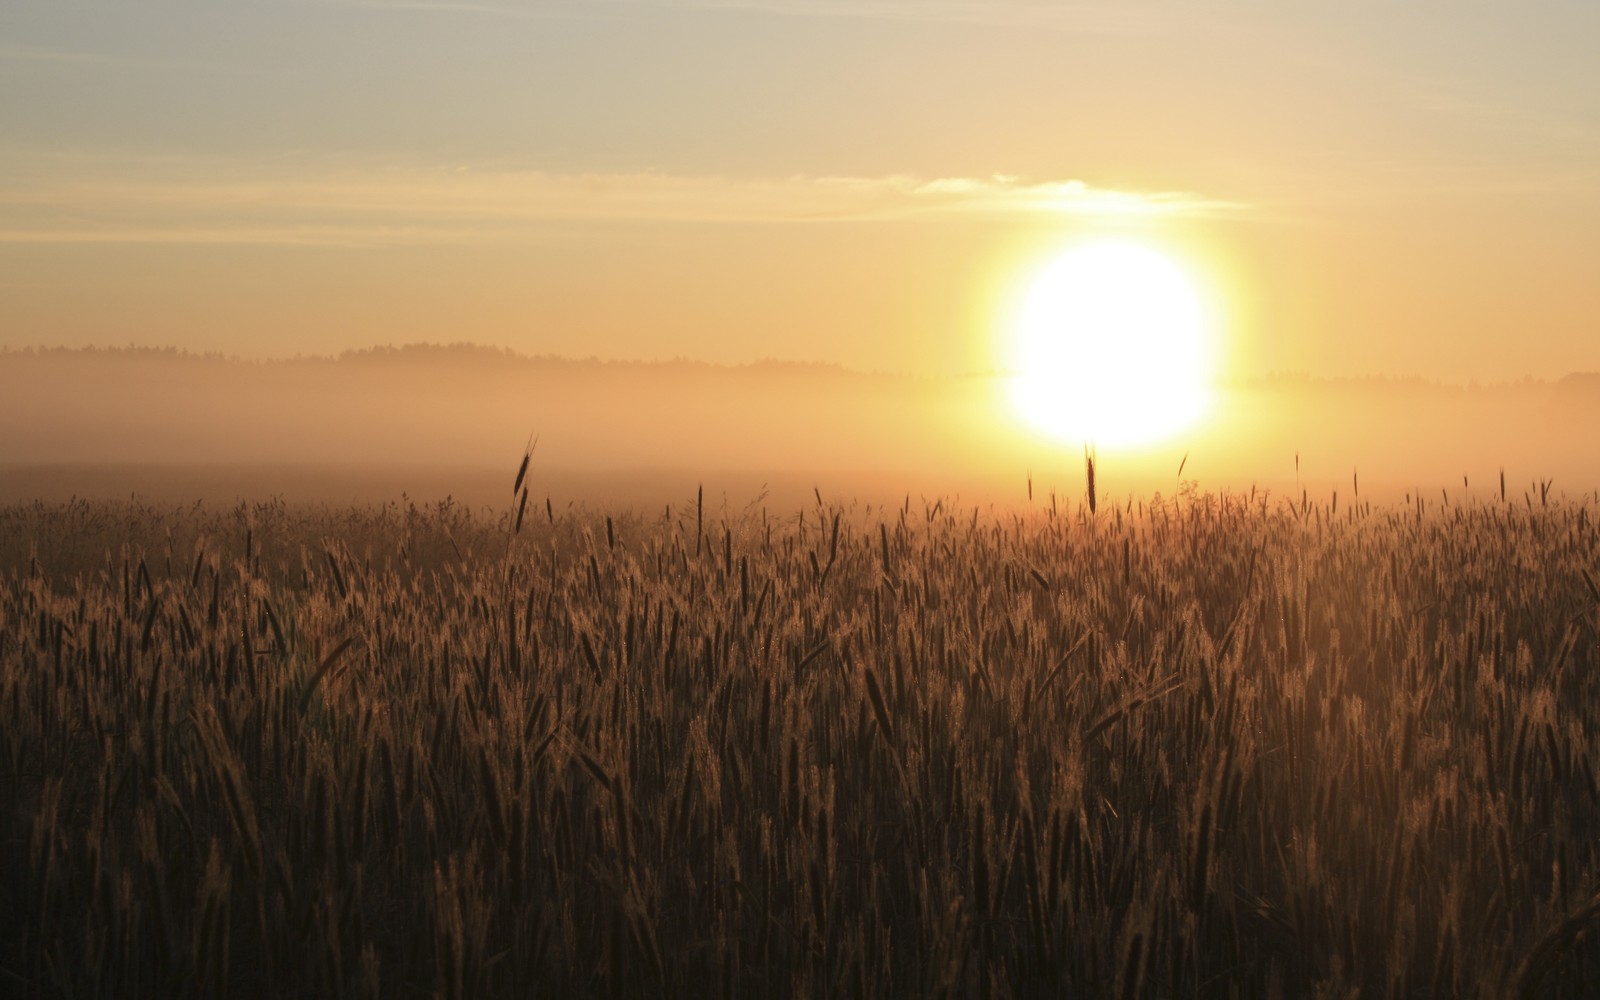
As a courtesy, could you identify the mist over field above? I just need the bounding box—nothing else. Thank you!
[3,344,1598,509]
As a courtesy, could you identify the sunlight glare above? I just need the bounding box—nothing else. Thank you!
[1009,239,1214,449]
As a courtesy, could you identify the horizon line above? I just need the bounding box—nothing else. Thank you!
[1,340,1594,390]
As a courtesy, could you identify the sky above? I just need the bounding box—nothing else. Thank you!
[1,0,1597,382]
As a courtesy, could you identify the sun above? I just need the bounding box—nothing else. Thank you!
[1008,239,1215,449]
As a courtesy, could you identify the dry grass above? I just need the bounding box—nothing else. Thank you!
[2,485,1600,997]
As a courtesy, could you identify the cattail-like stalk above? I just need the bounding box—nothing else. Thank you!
[1085,446,1098,515]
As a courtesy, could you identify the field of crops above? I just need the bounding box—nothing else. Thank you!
[4,483,1600,998]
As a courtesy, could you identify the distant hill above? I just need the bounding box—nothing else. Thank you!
[10,342,1594,390]
[1556,371,1600,392]
[3,343,1599,504]
[0,343,871,379]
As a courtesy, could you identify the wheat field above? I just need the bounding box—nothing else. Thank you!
[3,481,1599,998]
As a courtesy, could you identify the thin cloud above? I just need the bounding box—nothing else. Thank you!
[0,43,118,66]
[0,42,189,70]
[668,0,1155,31]
[312,0,1165,31]
[0,163,1244,245]
[0,226,473,248]
[309,0,616,20]
[0,42,274,75]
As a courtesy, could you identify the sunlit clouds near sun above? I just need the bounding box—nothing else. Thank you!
[0,155,1241,246]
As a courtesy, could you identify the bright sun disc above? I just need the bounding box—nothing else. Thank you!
[1010,239,1213,449]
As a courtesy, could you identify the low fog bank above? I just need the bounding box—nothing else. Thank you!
[3,345,1598,509]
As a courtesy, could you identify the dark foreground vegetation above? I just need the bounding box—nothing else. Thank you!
[3,486,1600,998]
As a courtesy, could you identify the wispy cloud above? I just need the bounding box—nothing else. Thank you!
[0,226,481,247]
[0,41,271,75]
[0,42,186,70]
[665,0,1158,31]
[0,161,1243,246]
[312,0,1164,31]
[311,0,603,20]
[0,43,114,66]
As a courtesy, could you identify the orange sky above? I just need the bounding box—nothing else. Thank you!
[1,2,1597,384]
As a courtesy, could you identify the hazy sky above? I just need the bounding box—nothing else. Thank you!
[2,0,1596,381]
